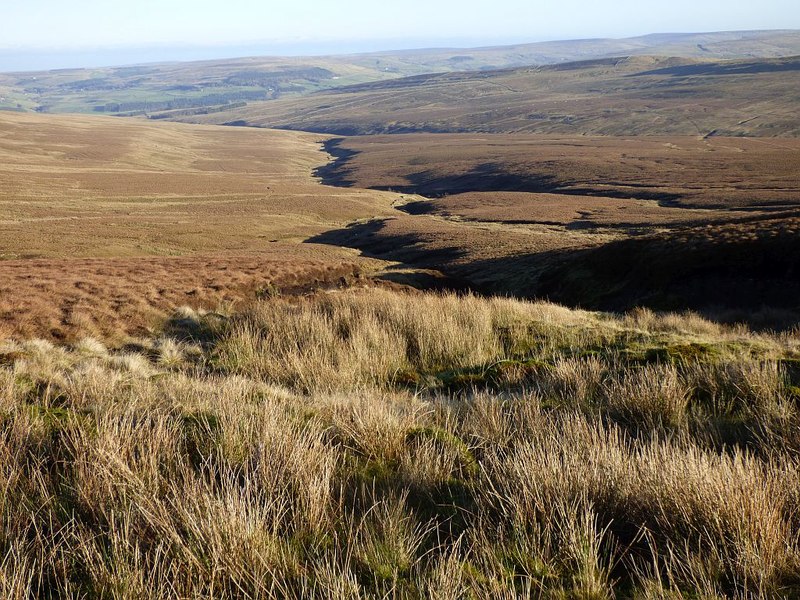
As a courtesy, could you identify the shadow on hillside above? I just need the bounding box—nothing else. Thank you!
[308,218,800,330]
[312,138,362,187]
[314,145,565,195]
[316,149,685,203]
[373,163,563,197]
[631,58,800,78]
[307,219,468,269]
[394,167,685,200]
[307,219,477,292]
[535,228,800,326]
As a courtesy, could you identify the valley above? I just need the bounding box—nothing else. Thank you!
[2,28,800,598]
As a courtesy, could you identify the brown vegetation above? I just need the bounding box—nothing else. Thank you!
[307,134,800,320]
[0,111,399,341]
[318,134,800,211]
[0,112,396,259]
[183,55,800,137]
[0,247,381,342]
[1,289,799,597]
[3,38,800,598]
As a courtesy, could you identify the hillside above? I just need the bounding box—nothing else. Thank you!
[182,54,800,136]
[2,29,800,599]
[306,133,800,320]
[2,288,800,597]
[4,110,799,338]
[1,30,799,117]
[316,134,800,209]
[0,111,399,340]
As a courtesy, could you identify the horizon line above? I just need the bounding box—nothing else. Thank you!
[1,27,798,74]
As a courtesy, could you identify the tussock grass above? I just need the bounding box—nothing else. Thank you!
[214,289,776,393]
[0,289,799,597]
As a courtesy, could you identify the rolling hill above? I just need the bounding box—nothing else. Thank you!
[2,31,800,333]
[0,111,399,340]
[1,29,799,118]
[181,54,800,136]
[3,28,800,600]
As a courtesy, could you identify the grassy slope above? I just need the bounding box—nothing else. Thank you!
[185,55,800,136]
[2,30,799,116]
[0,111,401,341]
[0,111,399,258]
[1,288,799,598]
[1,34,800,594]
[303,133,800,320]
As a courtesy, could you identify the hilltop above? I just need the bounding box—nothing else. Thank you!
[2,29,799,119]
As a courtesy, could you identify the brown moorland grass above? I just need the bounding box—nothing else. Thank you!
[400,191,740,230]
[5,112,798,339]
[318,134,800,211]
[1,289,799,598]
[307,211,800,321]
[0,111,403,341]
[182,55,800,137]
[0,246,384,342]
[307,134,800,317]
[0,111,397,259]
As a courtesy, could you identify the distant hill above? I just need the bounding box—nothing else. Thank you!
[179,54,800,137]
[365,30,800,71]
[1,29,799,117]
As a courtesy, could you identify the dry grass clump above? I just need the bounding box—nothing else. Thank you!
[74,337,110,358]
[212,289,616,391]
[481,412,800,596]
[624,306,725,336]
[0,288,798,598]
[601,363,690,429]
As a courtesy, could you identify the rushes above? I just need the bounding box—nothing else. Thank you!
[0,288,798,597]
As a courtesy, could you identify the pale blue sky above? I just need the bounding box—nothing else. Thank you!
[1,0,798,70]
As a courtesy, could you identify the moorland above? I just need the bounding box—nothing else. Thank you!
[308,133,800,320]
[1,30,800,599]
[178,54,800,136]
[3,30,800,116]
[0,111,401,341]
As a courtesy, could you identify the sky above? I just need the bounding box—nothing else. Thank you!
[1,0,799,71]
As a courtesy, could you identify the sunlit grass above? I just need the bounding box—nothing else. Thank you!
[1,288,799,597]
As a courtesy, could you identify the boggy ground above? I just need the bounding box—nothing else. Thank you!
[1,288,800,598]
